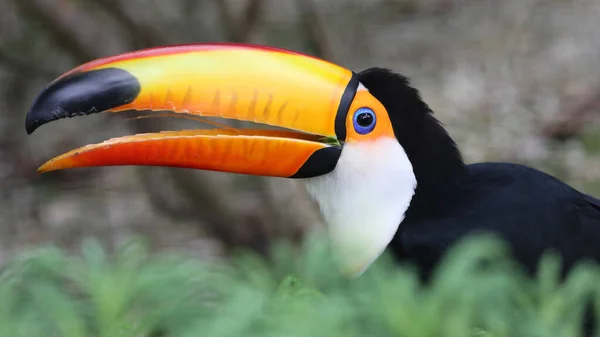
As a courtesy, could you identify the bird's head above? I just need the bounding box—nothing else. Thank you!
[25,43,462,276]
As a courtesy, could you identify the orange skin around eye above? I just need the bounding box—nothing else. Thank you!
[344,90,396,143]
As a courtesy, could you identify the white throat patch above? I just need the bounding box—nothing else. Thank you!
[302,137,417,276]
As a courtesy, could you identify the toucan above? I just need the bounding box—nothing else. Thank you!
[24,43,600,280]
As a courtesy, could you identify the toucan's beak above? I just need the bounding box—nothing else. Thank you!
[26,43,361,178]
[26,43,404,276]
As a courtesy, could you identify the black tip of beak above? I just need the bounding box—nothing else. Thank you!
[25,68,141,134]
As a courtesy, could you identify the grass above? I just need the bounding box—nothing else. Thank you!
[0,232,599,337]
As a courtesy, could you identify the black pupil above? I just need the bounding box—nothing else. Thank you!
[357,112,373,127]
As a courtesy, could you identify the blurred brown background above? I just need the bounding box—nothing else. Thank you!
[1,0,600,264]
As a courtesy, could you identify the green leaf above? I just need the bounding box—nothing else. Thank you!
[0,233,597,337]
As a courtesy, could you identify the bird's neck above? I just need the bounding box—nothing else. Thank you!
[301,137,417,275]
[398,114,467,214]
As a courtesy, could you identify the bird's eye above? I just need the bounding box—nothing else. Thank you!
[352,107,376,134]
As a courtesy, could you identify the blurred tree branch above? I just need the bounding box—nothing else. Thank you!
[13,0,100,62]
[90,0,167,48]
[0,49,58,79]
[294,0,334,60]
[542,87,600,141]
[214,0,264,42]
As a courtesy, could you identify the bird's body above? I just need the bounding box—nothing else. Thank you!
[393,162,600,279]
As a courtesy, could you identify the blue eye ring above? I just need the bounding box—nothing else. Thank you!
[352,107,376,135]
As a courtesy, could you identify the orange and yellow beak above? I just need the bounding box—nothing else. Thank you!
[25,43,389,179]
[25,43,405,276]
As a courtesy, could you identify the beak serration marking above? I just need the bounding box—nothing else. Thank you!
[229,91,239,118]
[211,89,221,116]
[292,109,301,129]
[164,87,175,111]
[277,100,288,125]
[181,85,194,112]
[263,94,273,121]
[248,90,258,121]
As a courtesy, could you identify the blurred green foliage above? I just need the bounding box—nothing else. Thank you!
[0,232,599,337]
